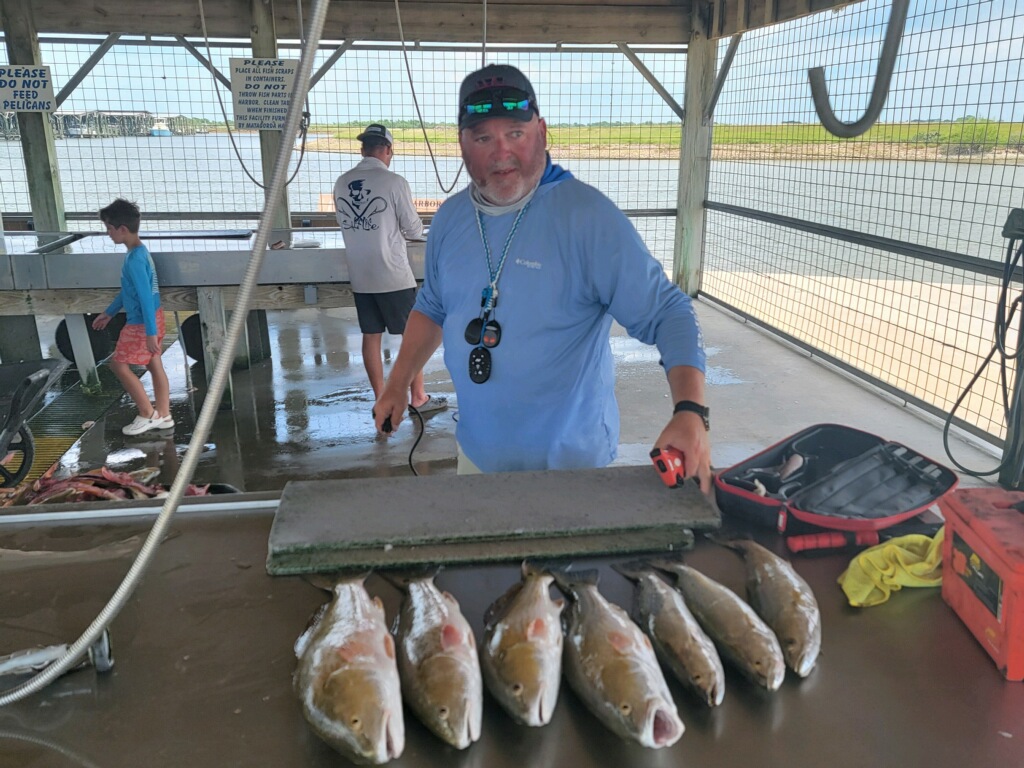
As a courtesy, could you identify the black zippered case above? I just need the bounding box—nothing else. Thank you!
[713,423,959,535]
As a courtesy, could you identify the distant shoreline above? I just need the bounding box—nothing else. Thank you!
[305,137,1024,164]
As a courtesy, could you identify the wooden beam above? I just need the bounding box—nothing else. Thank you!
[13,1,697,45]
[0,284,360,315]
[1,0,56,364]
[250,0,290,234]
[1,0,67,234]
[54,33,120,107]
[673,6,715,295]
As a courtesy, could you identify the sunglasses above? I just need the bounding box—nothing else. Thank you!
[463,88,534,118]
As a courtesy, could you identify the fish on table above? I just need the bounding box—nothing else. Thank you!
[293,574,404,765]
[481,561,564,726]
[653,559,786,692]
[551,568,684,749]
[383,571,483,750]
[613,561,726,707]
[716,538,822,677]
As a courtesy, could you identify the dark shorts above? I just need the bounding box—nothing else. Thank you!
[353,288,417,335]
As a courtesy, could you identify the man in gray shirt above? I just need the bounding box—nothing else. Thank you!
[334,123,447,414]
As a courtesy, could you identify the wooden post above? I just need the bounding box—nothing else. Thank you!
[0,0,55,362]
[196,287,234,408]
[247,0,286,365]
[673,8,716,295]
[65,313,101,391]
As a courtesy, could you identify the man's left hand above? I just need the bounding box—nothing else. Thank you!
[653,411,712,494]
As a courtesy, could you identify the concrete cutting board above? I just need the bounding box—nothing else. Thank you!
[266,466,720,574]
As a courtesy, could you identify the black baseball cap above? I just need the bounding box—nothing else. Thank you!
[458,64,539,129]
[356,123,393,145]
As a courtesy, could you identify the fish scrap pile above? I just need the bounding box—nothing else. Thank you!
[0,466,210,507]
[294,539,821,765]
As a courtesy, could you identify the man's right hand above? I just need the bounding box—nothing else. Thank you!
[373,388,408,436]
[92,312,111,331]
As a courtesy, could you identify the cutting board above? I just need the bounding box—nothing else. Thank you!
[266,466,720,574]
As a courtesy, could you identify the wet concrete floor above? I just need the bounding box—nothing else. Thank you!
[41,300,998,495]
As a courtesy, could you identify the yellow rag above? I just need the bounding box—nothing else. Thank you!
[837,526,945,607]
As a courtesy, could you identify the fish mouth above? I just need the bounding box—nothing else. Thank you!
[385,713,402,760]
[791,650,817,678]
[705,679,725,707]
[524,682,551,727]
[647,703,683,748]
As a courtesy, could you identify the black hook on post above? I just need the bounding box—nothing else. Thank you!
[808,0,911,139]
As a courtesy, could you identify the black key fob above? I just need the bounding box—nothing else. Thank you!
[464,317,484,345]
[469,347,491,383]
[482,319,501,348]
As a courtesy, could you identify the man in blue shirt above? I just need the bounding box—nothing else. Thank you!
[373,65,711,490]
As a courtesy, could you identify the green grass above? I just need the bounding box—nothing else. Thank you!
[311,118,1023,150]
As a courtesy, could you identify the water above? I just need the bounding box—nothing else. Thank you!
[2,134,1021,262]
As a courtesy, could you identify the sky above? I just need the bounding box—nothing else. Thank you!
[1,0,1021,126]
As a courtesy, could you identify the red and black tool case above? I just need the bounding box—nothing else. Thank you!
[713,424,958,550]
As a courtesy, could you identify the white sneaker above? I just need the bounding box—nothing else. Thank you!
[156,414,175,430]
[122,413,173,436]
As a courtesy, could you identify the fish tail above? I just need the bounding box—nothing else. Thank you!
[645,553,688,578]
[549,567,599,596]
[610,559,655,582]
[302,570,369,592]
[378,566,441,591]
[521,560,561,579]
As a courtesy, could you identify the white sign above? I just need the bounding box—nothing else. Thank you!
[230,57,299,131]
[0,66,55,112]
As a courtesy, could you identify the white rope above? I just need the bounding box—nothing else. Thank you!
[391,0,468,193]
[197,0,310,191]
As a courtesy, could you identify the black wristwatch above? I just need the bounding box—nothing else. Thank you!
[673,400,710,431]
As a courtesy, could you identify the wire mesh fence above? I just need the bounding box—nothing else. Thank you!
[0,38,685,265]
[704,0,1023,445]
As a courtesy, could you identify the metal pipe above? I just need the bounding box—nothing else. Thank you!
[807,0,910,138]
[0,498,279,526]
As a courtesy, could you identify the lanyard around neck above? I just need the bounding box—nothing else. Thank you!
[475,203,530,314]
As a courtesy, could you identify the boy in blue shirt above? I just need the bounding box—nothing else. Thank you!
[92,199,174,436]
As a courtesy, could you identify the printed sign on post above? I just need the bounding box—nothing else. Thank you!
[0,66,55,112]
[230,58,299,131]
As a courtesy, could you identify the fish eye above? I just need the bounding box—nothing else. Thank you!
[511,682,524,696]
[438,706,450,720]
[350,716,362,731]
[619,703,632,716]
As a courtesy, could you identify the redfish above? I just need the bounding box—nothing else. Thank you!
[552,569,684,749]
[293,576,404,765]
[481,561,564,726]
[654,560,786,691]
[384,572,483,749]
[716,538,821,677]
[613,561,726,707]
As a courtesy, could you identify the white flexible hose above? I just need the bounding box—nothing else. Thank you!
[0,0,331,707]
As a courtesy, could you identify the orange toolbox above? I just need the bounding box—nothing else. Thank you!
[940,488,1024,681]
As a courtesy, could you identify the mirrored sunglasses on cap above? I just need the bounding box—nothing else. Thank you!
[463,87,535,118]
